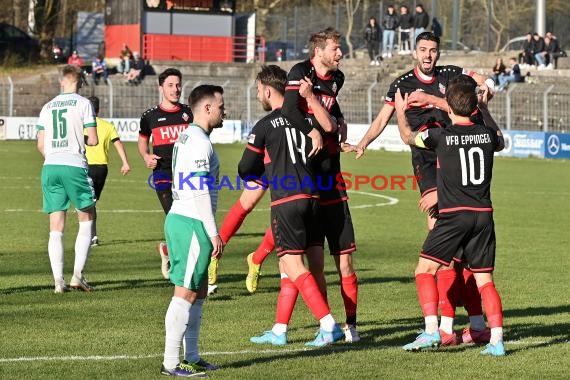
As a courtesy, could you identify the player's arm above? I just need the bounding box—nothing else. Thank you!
[406,91,450,112]
[355,102,395,158]
[186,145,223,258]
[298,76,336,133]
[282,69,322,157]
[238,125,265,180]
[137,115,160,169]
[477,89,505,152]
[36,130,45,157]
[394,89,423,147]
[85,126,98,146]
[112,139,131,175]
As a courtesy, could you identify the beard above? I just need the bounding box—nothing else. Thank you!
[261,99,271,111]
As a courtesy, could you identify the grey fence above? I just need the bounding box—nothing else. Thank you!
[1,76,569,133]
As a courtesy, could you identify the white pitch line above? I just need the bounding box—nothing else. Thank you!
[4,190,399,214]
[0,340,549,363]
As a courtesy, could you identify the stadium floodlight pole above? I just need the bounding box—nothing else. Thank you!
[107,77,113,118]
[367,79,378,124]
[543,84,554,132]
[246,80,256,124]
[7,76,13,117]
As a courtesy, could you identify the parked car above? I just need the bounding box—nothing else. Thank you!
[499,36,527,53]
[0,22,40,62]
[264,41,297,61]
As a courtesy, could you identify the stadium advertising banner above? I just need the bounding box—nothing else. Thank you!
[498,130,545,158]
[544,133,570,159]
[0,117,242,144]
[345,124,410,152]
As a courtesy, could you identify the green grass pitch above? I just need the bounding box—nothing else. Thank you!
[0,140,568,379]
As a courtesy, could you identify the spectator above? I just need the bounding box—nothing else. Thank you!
[364,16,381,65]
[91,55,108,85]
[413,4,429,48]
[545,31,561,69]
[126,52,145,85]
[118,43,133,75]
[398,6,413,54]
[491,57,506,84]
[431,17,442,39]
[382,5,399,58]
[519,32,534,67]
[497,57,522,91]
[532,32,547,69]
[67,51,84,67]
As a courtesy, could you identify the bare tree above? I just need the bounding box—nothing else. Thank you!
[344,0,361,58]
[32,0,61,61]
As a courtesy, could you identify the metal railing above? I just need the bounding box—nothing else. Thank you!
[1,75,569,133]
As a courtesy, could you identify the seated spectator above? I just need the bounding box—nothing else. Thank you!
[67,51,84,67]
[491,57,506,83]
[518,32,534,67]
[497,57,523,91]
[117,43,133,75]
[92,55,108,85]
[532,32,547,69]
[545,31,561,69]
[126,52,144,85]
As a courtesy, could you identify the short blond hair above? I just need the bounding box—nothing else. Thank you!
[308,27,341,59]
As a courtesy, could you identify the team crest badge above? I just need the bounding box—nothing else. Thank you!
[332,82,338,94]
[182,113,189,122]
[248,134,256,144]
[439,83,446,95]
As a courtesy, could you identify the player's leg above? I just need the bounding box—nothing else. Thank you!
[42,165,71,293]
[275,200,343,346]
[464,212,504,356]
[403,213,465,351]
[246,225,274,293]
[219,185,266,244]
[87,164,108,246]
[65,166,96,292]
[250,260,297,345]
[459,265,491,344]
[156,186,173,280]
[436,262,459,345]
[403,257,442,351]
[323,200,359,342]
[183,285,220,371]
[162,213,211,376]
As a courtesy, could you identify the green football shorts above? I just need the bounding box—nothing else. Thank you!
[164,213,213,291]
[41,165,95,213]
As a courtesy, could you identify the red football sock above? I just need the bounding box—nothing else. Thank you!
[294,271,330,320]
[479,282,503,328]
[275,277,299,325]
[416,273,438,317]
[219,200,250,244]
[340,273,358,326]
[436,268,458,318]
[253,226,274,265]
[462,268,484,316]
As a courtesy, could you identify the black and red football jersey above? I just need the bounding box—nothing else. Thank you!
[139,103,193,175]
[238,108,318,205]
[420,122,500,213]
[385,65,474,131]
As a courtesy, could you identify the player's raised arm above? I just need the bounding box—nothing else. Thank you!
[477,89,505,152]
[355,103,395,158]
[282,71,322,157]
[394,89,420,146]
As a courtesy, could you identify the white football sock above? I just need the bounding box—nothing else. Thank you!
[183,298,204,364]
[164,297,192,369]
[319,314,336,332]
[73,220,92,278]
[439,316,454,334]
[271,323,288,335]
[469,315,486,331]
[48,231,64,281]
[490,327,503,345]
[424,315,439,334]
